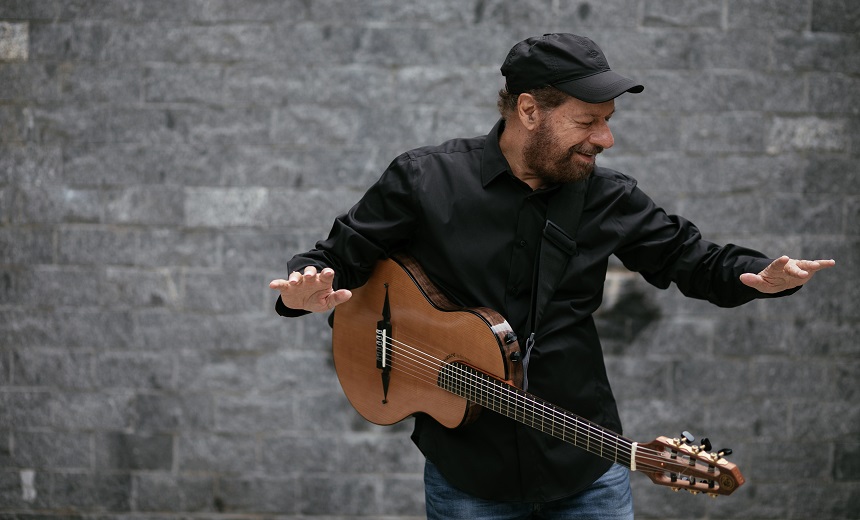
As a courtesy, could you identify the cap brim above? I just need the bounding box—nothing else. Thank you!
[553,70,644,103]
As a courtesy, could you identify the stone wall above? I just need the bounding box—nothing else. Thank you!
[1,1,858,518]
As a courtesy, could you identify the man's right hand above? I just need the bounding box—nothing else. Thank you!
[269,266,352,313]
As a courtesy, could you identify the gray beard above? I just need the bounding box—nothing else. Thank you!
[522,122,601,184]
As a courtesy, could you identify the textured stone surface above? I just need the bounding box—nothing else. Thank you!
[0,0,857,518]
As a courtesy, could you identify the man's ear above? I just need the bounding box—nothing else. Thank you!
[516,93,540,130]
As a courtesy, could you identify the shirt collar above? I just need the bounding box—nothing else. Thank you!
[481,118,513,188]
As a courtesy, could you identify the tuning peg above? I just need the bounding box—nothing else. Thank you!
[700,437,712,452]
[718,448,733,458]
[680,431,695,444]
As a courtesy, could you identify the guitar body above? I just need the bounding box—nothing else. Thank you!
[331,255,523,428]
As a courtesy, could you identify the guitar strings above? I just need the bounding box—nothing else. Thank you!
[385,333,629,455]
[381,335,710,479]
[374,333,703,477]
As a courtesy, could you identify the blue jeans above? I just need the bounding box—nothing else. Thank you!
[424,460,634,520]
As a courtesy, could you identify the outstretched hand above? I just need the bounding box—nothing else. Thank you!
[269,266,352,313]
[739,256,835,294]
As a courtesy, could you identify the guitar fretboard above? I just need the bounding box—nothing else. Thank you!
[438,362,633,468]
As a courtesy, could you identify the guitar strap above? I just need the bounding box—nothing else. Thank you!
[521,178,588,390]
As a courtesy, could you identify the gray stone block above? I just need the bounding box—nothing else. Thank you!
[13,185,102,224]
[135,473,215,512]
[55,1,139,21]
[178,432,256,472]
[104,186,185,226]
[749,359,832,401]
[555,0,641,29]
[48,473,131,511]
[144,63,223,104]
[297,475,381,516]
[184,186,268,228]
[95,432,173,470]
[0,228,54,264]
[811,0,860,33]
[57,227,138,266]
[132,392,214,433]
[610,113,684,154]
[308,0,474,27]
[7,265,103,308]
[767,116,850,153]
[0,308,134,349]
[10,430,91,469]
[0,22,28,62]
[136,228,221,268]
[683,113,767,153]
[833,442,860,480]
[95,351,175,390]
[10,347,93,389]
[59,62,141,103]
[217,476,297,513]
[0,1,59,20]
[214,393,295,433]
[727,0,811,31]
[133,307,293,353]
[643,0,722,28]
[775,32,860,75]
[810,73,860,116]
[51,390,136,430]
[182,269,261,312]
[0,144,62,184]
[0,106,32,143]
[261,434,340,475]
[0,63,58,102]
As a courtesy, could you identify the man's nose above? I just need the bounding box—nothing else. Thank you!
[590,122,614,150]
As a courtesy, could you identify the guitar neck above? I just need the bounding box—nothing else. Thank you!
[438,362,635,469]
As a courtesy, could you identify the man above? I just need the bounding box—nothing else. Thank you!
[269,34,834,519]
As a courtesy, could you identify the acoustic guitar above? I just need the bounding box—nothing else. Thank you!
[331,254,744,497]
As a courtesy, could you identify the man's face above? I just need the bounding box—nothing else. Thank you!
[521,97,616,184]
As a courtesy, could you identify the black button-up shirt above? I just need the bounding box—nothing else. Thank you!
[278,119,786,502]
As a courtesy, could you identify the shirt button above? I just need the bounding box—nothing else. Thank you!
[509,286,518,296]
[518,240,527,248]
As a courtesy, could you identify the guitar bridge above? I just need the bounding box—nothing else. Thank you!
[376,283,392,403]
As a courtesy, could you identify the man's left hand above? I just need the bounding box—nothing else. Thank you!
[739,256,835,294]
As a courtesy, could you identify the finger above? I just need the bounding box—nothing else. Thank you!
[783,260,809,278]
[328,289,352,308]
[319,267,336,283]
[770,255,790,270]
[269,279,288,289]
[288,271,302,284]
[303,266,318,278]
[800,259,836,272]
[739,272,762,288]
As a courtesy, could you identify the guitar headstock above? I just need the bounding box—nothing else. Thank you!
[634,434,745,497]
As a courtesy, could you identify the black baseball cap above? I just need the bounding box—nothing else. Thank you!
[501,33,644,103]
